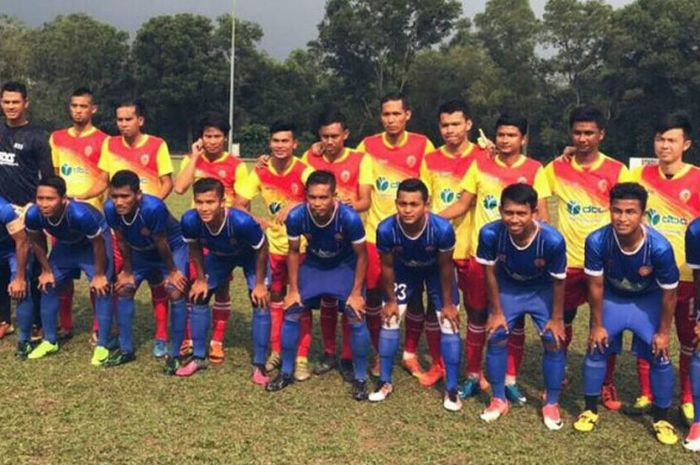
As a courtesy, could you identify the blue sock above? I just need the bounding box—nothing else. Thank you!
[378,328,399,384]
[94,294,113,348]
[16,296,33,343]
[252,308,271,366]
[169,299,188,358]
[582,351,607,397]
[543,348,566,404]
[190,303,210,359]
[486,338,508,400]
[40,285,59,344]
[441,333,461,392]
[349,319,370,382]
[692,353,700,423]
[650,358,674,409]
[281,313,301,376]
[117,297,135,353]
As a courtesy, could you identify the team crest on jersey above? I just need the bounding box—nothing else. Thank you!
[638,266,653,277]
[406,156,417,168]
[340,170,351,183]
[425,245,435,253]
[219,170,227,178]
[84,145,93,157]
[517,176,527,184]
[140,154,150,166]
[534,258,546,268]
[334,232,344,242]
[140,227,151,236]
[680,189,691,203]
[598,179,608,192]
[291,183,300,195]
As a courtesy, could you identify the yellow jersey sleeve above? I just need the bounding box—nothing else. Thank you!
[236,169,260,200]
[419,159,432,195]
[460,162,479,195]
[301,165,314,184]
[98,139,112,174]
[179,154,191,172]
[423,139,436,155]
[233,162,248,193]
[544,162,556,190]
[355,141,366,153]
[533,167,552,199]
[156,142,174,176]
[618,165,632,182]
[358,155,374,186]
[49,134,59,169]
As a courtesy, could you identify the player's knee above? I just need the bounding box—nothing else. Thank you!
[586,348,607,363]
[366,290,381,308]
[284,308,304,322]
[468,308,488,325]
[488,329,508,346]
[321,296,338,306]
[214,286,230,301]
[166,287,184,302]
[564,308,578,325]
[190,293,212,306]
[116,285,135,299]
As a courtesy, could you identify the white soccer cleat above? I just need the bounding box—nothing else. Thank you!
[368,383,393,402]
[684,423,700,452]
[443,390,463,412]
[542,403,564,431]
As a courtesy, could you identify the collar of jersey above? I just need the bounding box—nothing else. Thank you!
[199,151,231,164]
[121,207,140,226]
[439,142,474,159]
[494,154,526,168]
[571,152,606,172]
[307,202,339,228]
[381,131,409,149]
[47,201,69,227]
[396,213,428,240]
[508,221,540,251]
[656,162,691,180]
[613,224,647,256]
[120,134,150,150]
[204,208,228,236]
[268,157,298,176]
[322,148,350,164]
[67,126,98,138]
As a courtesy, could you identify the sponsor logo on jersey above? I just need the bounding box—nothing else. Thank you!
[376,176,389,192]
[566,200,604,216]
[440,188,455,204]
[0,151,18,166]
[646,208,687,226]
[269,201,283,215]
[483,194,498,210]
[60,164,89,176]
[12,143,24,150]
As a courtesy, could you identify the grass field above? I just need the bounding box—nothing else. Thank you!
[0,160,698,464]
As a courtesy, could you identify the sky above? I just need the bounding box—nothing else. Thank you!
[0,0,634,60]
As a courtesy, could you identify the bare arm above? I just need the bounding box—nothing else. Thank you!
[174,142,203,195]
[158,174,174,200]
[537,198,550,223]
[353,185,372,213]
[439,191,474,220]
[8,229,29,299]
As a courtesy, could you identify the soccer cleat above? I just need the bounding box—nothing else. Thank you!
[480,398,509,422]
[680,402,695,427]
[625,395,652,416]
[402,356,425,379]
[370,358,381,378]
[252,365,270,385]
[505,383,527,406]
[15,341,32,359]
[352,380,369,401]
[57,328,74,342]
[104,350,136,367]
[459,376,481,400]
[601,383,622,411]
[368,382,393,402]
[573,410,599,432]
[265,373,294,392]
[294,357,311,382]
[419,363,445,387]
[27,340,59,359]
[684,423,700,451]
[653,420,679,445]
[0,321,14,339]
[542,403,563,431]
[30,326,43,343]
[443,390,463,412]
[163,356,181,376]
[176,358,207,377]
[152,339,168,358]
[265,351,281,372]
[339,358,355,383]
[208,341,225,365]
[91,346,110,367]
[312,353,338,376]
[179,339,193,358]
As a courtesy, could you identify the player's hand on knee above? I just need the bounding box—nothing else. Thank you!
[440,304,460,333]
[346,292,365,319]
[189,278,208,302]
[166,270,188,294]
[588,325,608,354]
[90,274,110,297]
[8,277,27,300]
[543,318,566,349]
[381,301,399,326]
[251,283,270,308]
[283,289,302,311]
[37,269,56,293]
[652,332,670,361]
[115,270,136,295]
[485,312,507,339]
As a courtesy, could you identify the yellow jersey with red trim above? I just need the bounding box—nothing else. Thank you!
[180,152,247,207]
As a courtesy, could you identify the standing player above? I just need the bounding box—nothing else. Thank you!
[439,112,551,403]
[683,216,700,450]
[104,170,188,370]
[182,178,270,380]
[574,183,678,445]
[23,177,113,364]
[234,122,313,380]
[356,93,434,379]
[423,99,488,387]
[478,184,567,429]
[266,171,371,399]
[174,113,248,365]
[544,106,630,411]
[367,179,461,411]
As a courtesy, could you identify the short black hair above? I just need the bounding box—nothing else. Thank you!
[198,112,230,138]
[193,177,225,199]
[116,99,146,118]
[438,99,471,120]
[305,170,336,193]
[610,182,648,211]
[317,108,348,131]
[38,176,67,197]
[569,105,607,130]
[397,178,428,202]
[269,120,297,138]
[110,170,141,192]
[496,111,528,136]
[501,183,538,211]
[380,92,409,111]
[1,81,27,99]
[71,87,94,99]
[654,112,692,140]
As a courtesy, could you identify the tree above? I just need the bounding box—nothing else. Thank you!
[0,16,32,87]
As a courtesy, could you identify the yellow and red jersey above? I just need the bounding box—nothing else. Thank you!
[461,154,551,257]
[301,148,370,201]
[236,157,313,255]
[357,131,434,243]
[424,143,488,260]
[545,153,629,269]
[180,151,247,207]
[98,134,173,197]
[50,127,108,209]
[632,163,700,282]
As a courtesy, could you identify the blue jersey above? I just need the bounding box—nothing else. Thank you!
[181,207,265,258]
[26,200,105,246]
[376,213,455,268]
[286,202,365,269]
[0,196,19,252]
[685,217,700,273]
[584,224,679,296]
[476,220,567,289]
[104,194,183,252]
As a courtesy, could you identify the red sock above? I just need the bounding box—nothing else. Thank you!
[185,302,192,341]
[211,297,231,344]
[637,357,652,399]
[270,301,284,353]
[564,323,573,351]
[506,322,525,378]
[425,320,442,367]
[297,311,312,358]
[59,282,74,332]
[319,297,339,355]
[604,354,617,385]
[404,311,424,356]
[151,284,169,341]
[680,346,693,404]
[365,305,382,351]
[466,322,486,376]
[341,313,352,360]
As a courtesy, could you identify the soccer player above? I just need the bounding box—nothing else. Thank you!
[50,87,109,341]
[181,178,270,379]
[545,105,630,411]
[81,99,175,358]
[356,93,435,379]
[23,176,113,364]
[266,170,371,399]
[235,121,313,380]
[104,170,188,370]
[477,184,567,429]
[683,216,700,450]
[367,179,461,411]
[439,111,551,403]
[423,99,488,387]
[174,113,248,365]
[574,182,678,445]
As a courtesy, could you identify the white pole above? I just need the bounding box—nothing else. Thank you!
[228,0,236,154]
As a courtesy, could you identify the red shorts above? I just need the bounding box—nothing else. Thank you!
[455,258,487,311]
[564,267,587,312]
[366,242,382,290]
[269,253,289,294]
[676,281,696,344]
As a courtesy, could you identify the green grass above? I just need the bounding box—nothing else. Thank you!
[0,160,698,464]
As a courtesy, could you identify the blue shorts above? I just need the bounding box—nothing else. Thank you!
[393,264,459,310]
[205,252,265,291]
[132,245,188,287]
[493,280,552,333]
[49,234,114,284]
[601,289,661,361]
[299,259,359,309]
